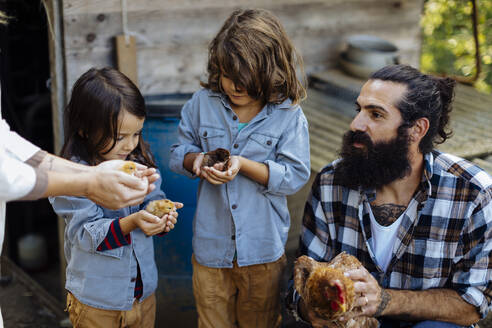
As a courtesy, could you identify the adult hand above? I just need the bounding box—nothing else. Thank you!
[342,267,382,320]
[86,171,149,209]
[96,159,147,172]
[96,159,159,189]
[86,171,147,210]
[88,160,161,209]
[201,155,241,185]
[137,167,159,186]
[160,202,183,232]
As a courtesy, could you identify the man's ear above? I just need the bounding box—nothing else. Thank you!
[409,117,429,143]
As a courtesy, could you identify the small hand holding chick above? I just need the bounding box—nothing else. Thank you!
[145,199,183,233]
[120,199,183,237]
[200,148,230,171]
[116,161,183,235]
[146,199,175,217]
[193,149,243,185]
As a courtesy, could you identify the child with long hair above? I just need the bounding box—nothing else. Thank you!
[170,9,310,328]
[50,67,182,328]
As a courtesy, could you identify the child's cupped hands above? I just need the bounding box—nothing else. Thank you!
[161,202,183,233]
[130,203,182,236]
[201,156,241,185]
[130,210,167,236]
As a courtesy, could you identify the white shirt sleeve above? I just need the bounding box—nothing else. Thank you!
[0,143,37,202]
[0,119,38,201]
[0,119,40,162]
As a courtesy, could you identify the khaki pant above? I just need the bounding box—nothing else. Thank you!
[192,254,287,328]
[65,292,156,328]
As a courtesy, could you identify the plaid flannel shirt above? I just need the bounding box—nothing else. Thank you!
[298,150,492,319]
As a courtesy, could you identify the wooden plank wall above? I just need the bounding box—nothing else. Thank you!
[62,0,424,96]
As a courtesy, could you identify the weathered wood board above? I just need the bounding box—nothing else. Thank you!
[61,0,424,95]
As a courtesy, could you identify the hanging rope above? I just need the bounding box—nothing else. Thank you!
[118,0,153,47]
[121,0,130,45]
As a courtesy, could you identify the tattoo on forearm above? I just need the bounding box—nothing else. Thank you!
[48,157,54,171]
[372,203,406,226]
[374,289,391,317]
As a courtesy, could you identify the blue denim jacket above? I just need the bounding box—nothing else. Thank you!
[49,165,165,310]
[170,89,311,268]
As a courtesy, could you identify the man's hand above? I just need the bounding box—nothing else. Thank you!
[84,160,160,210]
[342,267,383,320]
[85,171,148,210]
[96,160,159,188]
[136,167,159,186]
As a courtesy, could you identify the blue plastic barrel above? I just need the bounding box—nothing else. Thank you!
[143,94,197,327]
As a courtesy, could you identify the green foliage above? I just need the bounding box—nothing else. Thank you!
[421,0,492,93]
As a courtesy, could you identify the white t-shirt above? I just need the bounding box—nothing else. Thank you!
[368,207,403,272]
[362,198,419,272]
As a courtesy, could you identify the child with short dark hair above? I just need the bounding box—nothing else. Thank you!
[170,9,310,328]
[50,67,182,328]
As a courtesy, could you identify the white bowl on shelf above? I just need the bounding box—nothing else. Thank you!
[339,52,378,79]
[345,34,399,68]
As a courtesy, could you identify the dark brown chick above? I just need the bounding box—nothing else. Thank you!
[201,148,230,171]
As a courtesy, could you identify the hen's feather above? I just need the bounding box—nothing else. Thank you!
[294,252,378,328]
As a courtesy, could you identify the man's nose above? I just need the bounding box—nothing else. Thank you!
[350,112,367,132]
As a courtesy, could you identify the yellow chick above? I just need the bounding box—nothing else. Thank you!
[146,199,175,218]
[119,161,137,176]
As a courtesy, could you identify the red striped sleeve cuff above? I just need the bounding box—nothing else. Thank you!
[96,218,131,251]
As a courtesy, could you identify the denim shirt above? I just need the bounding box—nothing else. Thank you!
[169,89,311,268]
[49,164,166,310]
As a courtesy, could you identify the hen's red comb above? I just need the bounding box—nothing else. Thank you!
[334,281,345,304]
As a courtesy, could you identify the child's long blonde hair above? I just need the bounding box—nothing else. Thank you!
[201,8,306,105]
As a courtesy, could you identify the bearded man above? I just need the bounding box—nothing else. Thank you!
[288,65,492,328]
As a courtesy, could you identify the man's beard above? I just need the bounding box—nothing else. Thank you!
[334,127,411,190]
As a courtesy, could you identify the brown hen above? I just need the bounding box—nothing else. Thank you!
[294,252,379,328]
